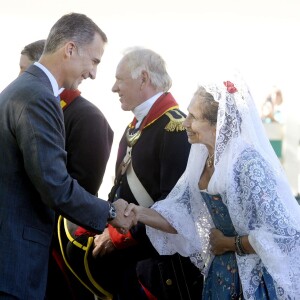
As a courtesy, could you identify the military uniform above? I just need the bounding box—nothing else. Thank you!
[63,93,203,300]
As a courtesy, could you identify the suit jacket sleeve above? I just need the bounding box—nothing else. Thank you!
[16,91,109,233]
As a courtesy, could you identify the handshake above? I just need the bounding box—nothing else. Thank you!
[107,198,140,234]
[92,199,140,258]
[93,198,175,258]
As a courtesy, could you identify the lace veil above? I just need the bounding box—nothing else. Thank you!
[146,74,300,299]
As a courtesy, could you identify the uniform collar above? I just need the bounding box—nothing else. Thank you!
[133,92,163,128]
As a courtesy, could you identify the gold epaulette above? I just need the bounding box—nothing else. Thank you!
[164,109,186,132]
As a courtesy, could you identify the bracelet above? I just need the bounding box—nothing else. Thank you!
[235,235,246,256]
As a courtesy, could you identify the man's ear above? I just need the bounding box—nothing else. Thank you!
[65,42,76,57]
[141,71,149,83]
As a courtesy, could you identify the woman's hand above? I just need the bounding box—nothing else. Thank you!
[124,203,140,218]
[125,203,177,234]
[210,229,255,256]
[209,228,235,255]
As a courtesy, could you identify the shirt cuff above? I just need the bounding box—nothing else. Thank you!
[108,224,137,249]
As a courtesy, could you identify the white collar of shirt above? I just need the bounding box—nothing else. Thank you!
[34,62,64,97]
[133,92,164,128]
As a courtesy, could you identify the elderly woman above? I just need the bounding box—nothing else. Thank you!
[124,79,300,299]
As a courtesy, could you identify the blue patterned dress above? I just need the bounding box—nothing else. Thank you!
[201,192,277,300]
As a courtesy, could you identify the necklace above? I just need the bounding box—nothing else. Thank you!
[206,153,214,168]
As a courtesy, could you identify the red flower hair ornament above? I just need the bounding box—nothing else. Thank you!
[223,81,238,93]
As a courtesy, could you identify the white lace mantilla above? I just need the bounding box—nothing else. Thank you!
[146,76,300,299]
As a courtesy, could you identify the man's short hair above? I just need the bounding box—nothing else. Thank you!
[44,13,107,54]
[21,39,46,62]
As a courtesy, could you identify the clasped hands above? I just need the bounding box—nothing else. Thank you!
[92,199,138,258]
[108,198,138,233]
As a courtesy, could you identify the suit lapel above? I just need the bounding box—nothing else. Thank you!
[25,65,53,94]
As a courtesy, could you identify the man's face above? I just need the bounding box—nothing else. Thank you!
[111,59,144,111]
[19,54,33,75]
[63,33,105,90]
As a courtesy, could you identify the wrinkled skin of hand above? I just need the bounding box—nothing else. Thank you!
[92,228,115,257]
[124,202,139,217]
[92,199,137,258]
[209,228,230,255]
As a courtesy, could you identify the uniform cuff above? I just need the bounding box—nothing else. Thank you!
[74,226,96,237]
[108,224,137,249]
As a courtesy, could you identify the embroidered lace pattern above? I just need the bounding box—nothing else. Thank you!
[146,76,300,299]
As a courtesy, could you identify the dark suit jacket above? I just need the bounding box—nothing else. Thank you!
[0,65,109,299]
[64,95,113,195]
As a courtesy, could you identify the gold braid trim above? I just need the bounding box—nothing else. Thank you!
[57,216,112,299]
[164,111,186,132]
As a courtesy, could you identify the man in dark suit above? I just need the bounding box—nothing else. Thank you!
[0,12,132,299]
[19,39,114,300]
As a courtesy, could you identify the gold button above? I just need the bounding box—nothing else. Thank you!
[166,279,172,286]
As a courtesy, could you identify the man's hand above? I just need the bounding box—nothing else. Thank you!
[108,198,136,232]
[92,228,115,257]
